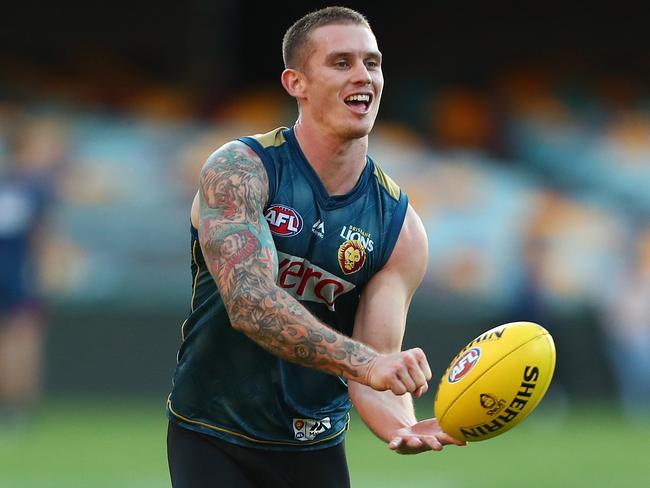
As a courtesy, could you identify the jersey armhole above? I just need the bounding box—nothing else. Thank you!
[377,191,409,269]
[238,136,278,203]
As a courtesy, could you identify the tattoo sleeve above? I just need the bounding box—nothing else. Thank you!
[198,141,377,380]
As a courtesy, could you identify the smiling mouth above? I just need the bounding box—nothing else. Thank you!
[344,93,372,113]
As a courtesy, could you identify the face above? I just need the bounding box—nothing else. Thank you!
[344,246,361,270]
[297,23,384,140]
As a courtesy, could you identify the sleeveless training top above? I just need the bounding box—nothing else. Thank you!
[167,127,408,451]
[0,173,50,311]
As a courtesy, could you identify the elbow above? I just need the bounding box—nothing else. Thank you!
[224,295,252,333]
[228,313,247,333]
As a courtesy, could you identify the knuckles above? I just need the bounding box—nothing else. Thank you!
[372,349,432,393]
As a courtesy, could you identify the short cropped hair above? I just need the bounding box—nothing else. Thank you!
[282,6,371,70]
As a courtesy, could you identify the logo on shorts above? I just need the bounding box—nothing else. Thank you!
[337,240,366,275]
[265,204,303,237]
[448,347,481,384]
[293,417,331,441]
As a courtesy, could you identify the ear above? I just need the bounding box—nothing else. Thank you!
[281,68,307,99]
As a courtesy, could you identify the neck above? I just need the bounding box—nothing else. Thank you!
[293,118,369,196]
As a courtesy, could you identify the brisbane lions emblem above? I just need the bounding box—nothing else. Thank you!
[338,240,366,275]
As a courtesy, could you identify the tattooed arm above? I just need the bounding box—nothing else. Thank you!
[197,140,430,393]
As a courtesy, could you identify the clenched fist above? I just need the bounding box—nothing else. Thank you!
[363,348,432,397]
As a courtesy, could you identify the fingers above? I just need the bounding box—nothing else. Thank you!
[437,432,467,446]
[415,348,432,380]
[388,436,426,452]
[407,348,431,394]
[388,435,443,454]
[396,369,417,394]
[420,435,443,451]
[387,377,408,396]
[390,435,464,454]
[369,348,433,396]
[404,356,426,389]
[388,436,403,450]
[388,418,468,455]
[414,384,428,398]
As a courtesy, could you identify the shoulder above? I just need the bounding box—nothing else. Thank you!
[371,161,402,201]
[240,127,289,150]
[194,139,272,224]
[200,140,269,197]
[201,139,265,175]
[383,204,428,286]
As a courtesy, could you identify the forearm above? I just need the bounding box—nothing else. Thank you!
[349,382,417,443]
[226,278,378,382]
[201,215,379,382]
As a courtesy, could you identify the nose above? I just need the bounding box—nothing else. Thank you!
[351,62,372,85]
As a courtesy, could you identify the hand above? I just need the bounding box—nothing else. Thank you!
[388,418,467,454]
[364,348,432,397]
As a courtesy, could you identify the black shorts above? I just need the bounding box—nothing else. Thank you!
[167,421,350,488]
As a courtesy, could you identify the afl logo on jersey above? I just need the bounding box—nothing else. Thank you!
[265,204,303,237]
[338,240,366,275]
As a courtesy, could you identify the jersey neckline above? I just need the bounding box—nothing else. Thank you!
[283,127,373,210]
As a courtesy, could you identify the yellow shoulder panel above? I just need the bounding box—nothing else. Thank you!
[251,127,288,148]
[373,163,401,201]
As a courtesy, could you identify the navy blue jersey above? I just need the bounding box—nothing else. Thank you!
[0,174,49,311]
[168,127,408,450]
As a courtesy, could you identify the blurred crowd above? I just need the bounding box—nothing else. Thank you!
[1,63,649,421]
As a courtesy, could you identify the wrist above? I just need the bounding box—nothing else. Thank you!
[356,350,380,386]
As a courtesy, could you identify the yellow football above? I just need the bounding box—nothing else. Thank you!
[434,321,556,442]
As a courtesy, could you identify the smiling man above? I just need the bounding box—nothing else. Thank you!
[166,6,465,488]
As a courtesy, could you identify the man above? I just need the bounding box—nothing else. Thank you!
[0,115,60,426]
[167,6,464,487]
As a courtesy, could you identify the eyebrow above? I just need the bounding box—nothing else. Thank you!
[325,50,383,62]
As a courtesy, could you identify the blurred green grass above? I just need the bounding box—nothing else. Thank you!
[0,398,648,488]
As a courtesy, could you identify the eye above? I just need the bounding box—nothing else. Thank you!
[365,59,381,69]
[335,60,350,69]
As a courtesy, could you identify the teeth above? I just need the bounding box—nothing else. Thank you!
[345,94,370,102]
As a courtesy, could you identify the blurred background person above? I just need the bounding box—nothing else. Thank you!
[601,224,650,421]
[0,112,65,426]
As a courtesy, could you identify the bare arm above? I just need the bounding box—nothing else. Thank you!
[349,205,466,453]
[198,141,423,388]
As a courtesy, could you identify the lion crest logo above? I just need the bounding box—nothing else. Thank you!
[337,240,366,275]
